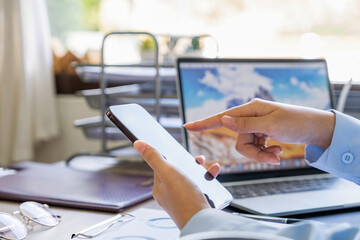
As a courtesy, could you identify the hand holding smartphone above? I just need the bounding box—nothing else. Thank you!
[106,104,233,209]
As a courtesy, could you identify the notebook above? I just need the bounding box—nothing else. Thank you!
[176,57,360,216]
[0,161,153,212]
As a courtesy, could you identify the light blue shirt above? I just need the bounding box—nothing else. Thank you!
[181,111,360,240]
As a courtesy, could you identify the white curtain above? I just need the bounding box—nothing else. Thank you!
[0,0,59,166]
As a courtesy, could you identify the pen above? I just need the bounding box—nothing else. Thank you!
[232,212,305,224]
[71,213,135,239]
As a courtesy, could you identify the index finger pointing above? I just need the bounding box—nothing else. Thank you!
[184,101,258,131]
[184,113,223,131]
[134,140,170,176]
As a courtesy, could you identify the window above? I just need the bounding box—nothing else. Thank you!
[47,0,360,85]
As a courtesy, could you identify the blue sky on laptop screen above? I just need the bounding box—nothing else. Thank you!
[179,61,331,173]
[181,63,331,121]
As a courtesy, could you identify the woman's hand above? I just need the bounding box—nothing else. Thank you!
[184,99,336,165]
[134,140,213,230]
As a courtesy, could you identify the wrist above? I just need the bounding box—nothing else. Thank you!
[311,111,336,150]
[178,201,211,230]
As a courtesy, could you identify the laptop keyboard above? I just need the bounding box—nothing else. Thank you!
[226,177,339,199]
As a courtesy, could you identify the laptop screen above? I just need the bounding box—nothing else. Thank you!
[177,58,333,175]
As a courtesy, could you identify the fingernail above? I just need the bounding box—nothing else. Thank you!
[276,150,283,156]
[134,140,147,154]
[221,115,235,126]
[268,159,280,165]
[183,122,193,128]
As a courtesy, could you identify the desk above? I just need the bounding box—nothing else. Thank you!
[2,198,360,240]
[0,199,160,240]
[2,158,360,239]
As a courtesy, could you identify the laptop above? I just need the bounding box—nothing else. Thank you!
[176,57,360,216]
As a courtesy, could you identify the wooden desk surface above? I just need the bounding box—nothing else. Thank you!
[2,159,360,239]
[0,199,160,240]
[2,199,360,239]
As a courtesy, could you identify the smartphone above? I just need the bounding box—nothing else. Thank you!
[106,104,233,209]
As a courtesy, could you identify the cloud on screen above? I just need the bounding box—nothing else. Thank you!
[285,76,330,109]
[186,65,274,121]
[197,90,204,97]
[199,65,273,100]
[290,76,299,86]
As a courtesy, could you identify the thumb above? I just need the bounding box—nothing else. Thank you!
[134,140,170,177]
[221,115,269,134]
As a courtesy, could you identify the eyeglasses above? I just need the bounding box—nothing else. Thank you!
[0,201,60,240]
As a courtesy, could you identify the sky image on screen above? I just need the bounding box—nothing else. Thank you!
[180,62,331,174]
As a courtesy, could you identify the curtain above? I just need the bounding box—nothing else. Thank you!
[0,0,59,166]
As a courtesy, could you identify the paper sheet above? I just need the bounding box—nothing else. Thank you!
[83,208,180,240]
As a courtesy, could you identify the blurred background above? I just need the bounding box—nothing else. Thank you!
[49,0,360,82]
[1,0,360,166]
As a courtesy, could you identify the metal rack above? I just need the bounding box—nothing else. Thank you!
[70,32,218,161]
[100,32,161,153]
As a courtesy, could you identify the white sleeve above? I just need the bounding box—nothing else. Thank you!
[181,208,360,240]
[305,111,360,185]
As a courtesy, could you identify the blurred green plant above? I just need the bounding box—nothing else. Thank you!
[191,37,201,50]
[46,0,101,42]
[81,0,101,31]
[140,38,156,51]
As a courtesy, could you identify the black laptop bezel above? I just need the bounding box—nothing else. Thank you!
[176,57,334,182]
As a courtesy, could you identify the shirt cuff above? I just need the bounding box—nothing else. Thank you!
[305,145,326,164]
[181,209,224,236]
[180,208,282,236]
[305,110,360,185]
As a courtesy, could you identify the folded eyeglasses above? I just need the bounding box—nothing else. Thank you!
[0,201,60,240]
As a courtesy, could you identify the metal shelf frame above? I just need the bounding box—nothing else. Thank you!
[70,32,219,160]
[99,32,161,153]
